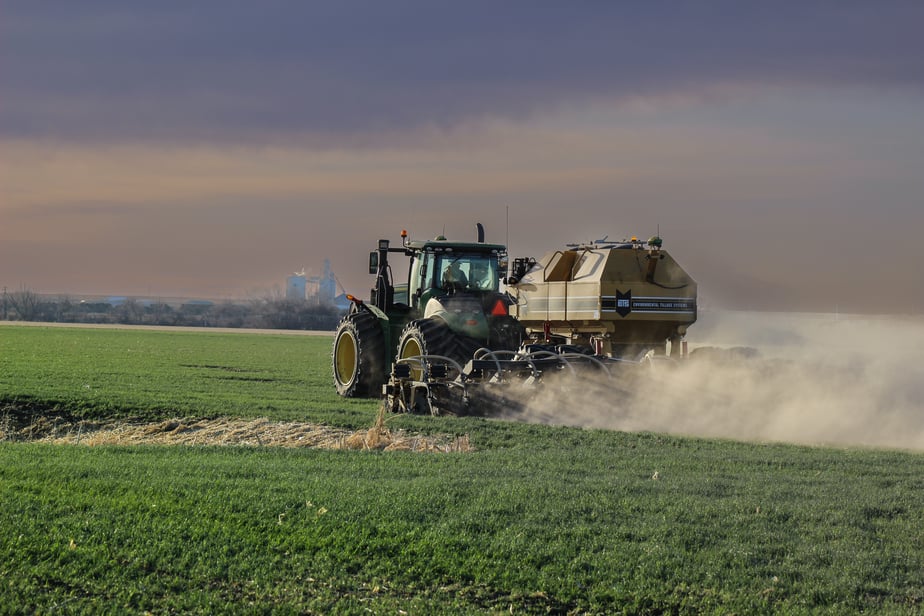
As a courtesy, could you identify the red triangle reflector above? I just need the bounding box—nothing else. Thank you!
[491,299,508,316]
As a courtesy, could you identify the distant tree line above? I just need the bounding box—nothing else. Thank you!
[0,288,345,330]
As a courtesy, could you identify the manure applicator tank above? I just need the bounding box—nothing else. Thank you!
[506,236,697,359]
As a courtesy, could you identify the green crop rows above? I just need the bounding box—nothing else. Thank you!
[2,324,923,614]
[0,325,374,427]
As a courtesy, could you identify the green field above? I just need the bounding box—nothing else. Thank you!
[2,324,923,614]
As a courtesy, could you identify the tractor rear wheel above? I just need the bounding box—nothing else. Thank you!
[332,311,386,397]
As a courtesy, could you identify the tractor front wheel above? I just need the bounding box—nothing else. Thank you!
[396,318,458,378]
[395,318,460,415]
[332,311,386,397]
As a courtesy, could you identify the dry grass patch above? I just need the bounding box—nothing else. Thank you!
[4,406,472,453]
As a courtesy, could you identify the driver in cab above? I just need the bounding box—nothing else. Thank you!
[442,262,468,291]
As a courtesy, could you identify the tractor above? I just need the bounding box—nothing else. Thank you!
[332,224,522,411]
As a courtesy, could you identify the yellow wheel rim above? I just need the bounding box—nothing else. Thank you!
[400,337,424,380]
[334,331,358,386]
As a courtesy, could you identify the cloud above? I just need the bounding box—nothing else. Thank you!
[3,89,923,310]
[3,1,923,144]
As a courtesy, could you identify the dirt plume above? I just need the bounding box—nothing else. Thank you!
[502,311,924,451]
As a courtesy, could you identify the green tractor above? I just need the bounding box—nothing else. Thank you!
[332,224,523,403]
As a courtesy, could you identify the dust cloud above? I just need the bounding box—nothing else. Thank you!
[504,311,924,450]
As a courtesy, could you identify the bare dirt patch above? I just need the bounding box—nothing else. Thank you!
[2,412,472,453]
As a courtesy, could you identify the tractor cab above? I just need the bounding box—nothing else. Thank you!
[410,248,503,309]
[368,227,507,316]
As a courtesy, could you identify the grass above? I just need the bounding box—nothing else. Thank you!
[0,324,373,426]
[2,324,923,614]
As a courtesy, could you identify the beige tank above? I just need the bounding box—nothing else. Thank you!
[508,237,697,357]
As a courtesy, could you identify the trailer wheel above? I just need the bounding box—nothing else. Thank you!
[332,311,386,397]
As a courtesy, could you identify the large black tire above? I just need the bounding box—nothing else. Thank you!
[452,333,485,364]
[396,318,459,378]
[332,311,386,397]
[395,318,463,415]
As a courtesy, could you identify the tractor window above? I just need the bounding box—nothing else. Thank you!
[409,253,428,300]
[437,254,498,292]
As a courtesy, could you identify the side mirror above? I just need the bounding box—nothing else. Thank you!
[368,252,379,275]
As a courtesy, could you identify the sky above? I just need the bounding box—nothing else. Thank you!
[2,1,923,313]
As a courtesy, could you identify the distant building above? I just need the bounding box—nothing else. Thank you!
[286,271,307,300]
[289,260,339,305]
[318,259,337,305]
